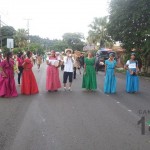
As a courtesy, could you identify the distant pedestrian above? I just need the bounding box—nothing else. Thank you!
[46,50,61,92]
[104,53,117,94]
[82,51,97,91]
[79,53,84,69]
[63,49,74,91]
[17,52,24,85]
[21,51,39,95]
[0,52,18,97]
[32,54,36,65]
[37,54,42,71]
[125,53,139,93]
[13,55,19,74]
[73,56,81,79]
[60,52,65,71]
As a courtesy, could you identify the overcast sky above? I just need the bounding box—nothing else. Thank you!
[0,0,109,39]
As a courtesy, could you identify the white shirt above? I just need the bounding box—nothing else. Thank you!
[46,57,59,66]
[126,60,136,69]
[63,56,74,72]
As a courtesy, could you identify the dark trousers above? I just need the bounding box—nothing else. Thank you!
[18,66,23,84]
[63,72,73,83]
[73,67,76,79]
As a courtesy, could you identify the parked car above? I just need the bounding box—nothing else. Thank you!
[95,48,117,71]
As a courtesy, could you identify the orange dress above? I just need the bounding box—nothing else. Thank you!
[21,58,39,95]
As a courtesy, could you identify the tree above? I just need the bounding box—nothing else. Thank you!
[1,26,16,47]
[14,29,28,48]
[108,0,150,73]
[49,40,68,52]
[63,33,85,51]
[87,17,113,48]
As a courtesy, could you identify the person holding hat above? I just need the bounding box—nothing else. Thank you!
[125,53,139,93]
[104,53,117,94]
[63,49,74,91]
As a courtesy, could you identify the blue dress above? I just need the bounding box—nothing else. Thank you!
[104,60,117,93]
[126,60,139,93]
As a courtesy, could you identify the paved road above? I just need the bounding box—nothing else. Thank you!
[0,63,150,150]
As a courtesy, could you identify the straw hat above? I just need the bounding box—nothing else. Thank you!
[65,49,73,54]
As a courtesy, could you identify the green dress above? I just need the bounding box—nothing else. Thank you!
[82,57,97,90]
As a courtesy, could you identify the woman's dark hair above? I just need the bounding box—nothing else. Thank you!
[6,52,12,65]
[26,51,31,58]
[17,51,23,58]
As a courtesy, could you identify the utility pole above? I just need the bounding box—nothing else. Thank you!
[0,15,2,51]
[24,19,32,50]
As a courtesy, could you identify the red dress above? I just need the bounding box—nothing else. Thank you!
[21,58,39,95]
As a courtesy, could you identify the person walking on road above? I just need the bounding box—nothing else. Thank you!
[63,49,74,91]
[37,54,42,71]
[0,52,18,97]
[79,53,84,69]
[104,53,117,94]
[82,51,97,91]
[21,51,39,95]
[125,53,139,93]
[17,52,24,86]
[46,50,61,92]
[73,55,81,79]
[32,54,36,65]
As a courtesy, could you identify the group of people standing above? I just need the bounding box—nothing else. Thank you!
[82,52,139,94]
[0,51,39,97]
[0,49,139,98]
[45,49,139,94]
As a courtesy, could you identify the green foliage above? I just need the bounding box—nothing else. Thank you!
[49,40,68,52]
[13,48,24,54]
[1,26,16,47]
[63,33,85,51]
[14,29,28,48]
[108,0,150,74]
[87,17,113,48]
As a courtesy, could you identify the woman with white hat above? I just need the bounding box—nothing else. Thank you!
[63,49,74,91]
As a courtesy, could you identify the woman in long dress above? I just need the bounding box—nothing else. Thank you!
[125,53,139,93]
[82,51,97,91]
[46,50,61,92]
[0,52,18,97]
[21,51,39,95]
[104,53,117,94]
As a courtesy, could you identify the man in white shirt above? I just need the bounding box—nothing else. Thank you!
[63,49,74,91]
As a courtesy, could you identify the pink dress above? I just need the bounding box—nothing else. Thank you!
[0,59,18,97]
[46,57,61,91]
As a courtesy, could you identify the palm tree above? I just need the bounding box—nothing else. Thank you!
[14,29,28,48]
[87,17,113,48]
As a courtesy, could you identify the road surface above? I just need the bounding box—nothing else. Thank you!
[0,63,150,150]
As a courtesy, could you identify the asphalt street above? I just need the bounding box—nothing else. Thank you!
[0,63,150,150]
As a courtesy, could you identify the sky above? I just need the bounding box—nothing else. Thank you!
[0,0,109,39]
